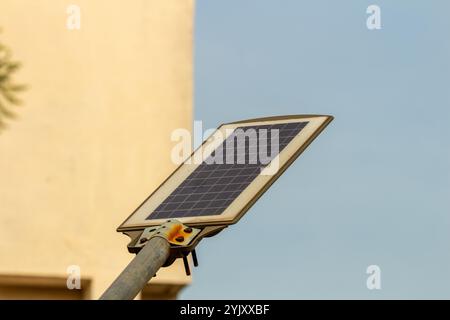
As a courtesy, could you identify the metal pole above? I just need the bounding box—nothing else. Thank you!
[99,236,170,300]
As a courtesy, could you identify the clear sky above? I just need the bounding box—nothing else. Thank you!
[180,0,450,299]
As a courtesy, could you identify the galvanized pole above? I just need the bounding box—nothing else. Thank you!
[99,236,170,300]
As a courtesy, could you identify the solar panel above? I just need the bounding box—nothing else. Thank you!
[149,122,307,220]
[118,115,333,231]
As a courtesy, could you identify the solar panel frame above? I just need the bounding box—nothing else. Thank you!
[117,115,333,232]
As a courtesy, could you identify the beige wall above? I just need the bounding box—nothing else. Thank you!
[0,0,194,298]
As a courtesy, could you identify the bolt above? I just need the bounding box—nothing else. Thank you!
[184,227,193,233]
[139,237,148,244]
[175,236,184,242]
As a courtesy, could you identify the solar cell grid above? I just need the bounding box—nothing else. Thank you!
[147,121,308,220]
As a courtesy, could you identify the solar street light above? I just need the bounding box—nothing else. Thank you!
[100,115,333,300]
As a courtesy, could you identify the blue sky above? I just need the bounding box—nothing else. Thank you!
[180,0,450,299]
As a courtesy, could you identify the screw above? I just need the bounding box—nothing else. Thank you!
[139,237,148,244]
[175,236,184,242]
[184,227,193,233]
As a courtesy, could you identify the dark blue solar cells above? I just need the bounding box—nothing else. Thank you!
[147,122,308,220]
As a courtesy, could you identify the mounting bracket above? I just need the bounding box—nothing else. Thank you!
[124,220,227,276]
